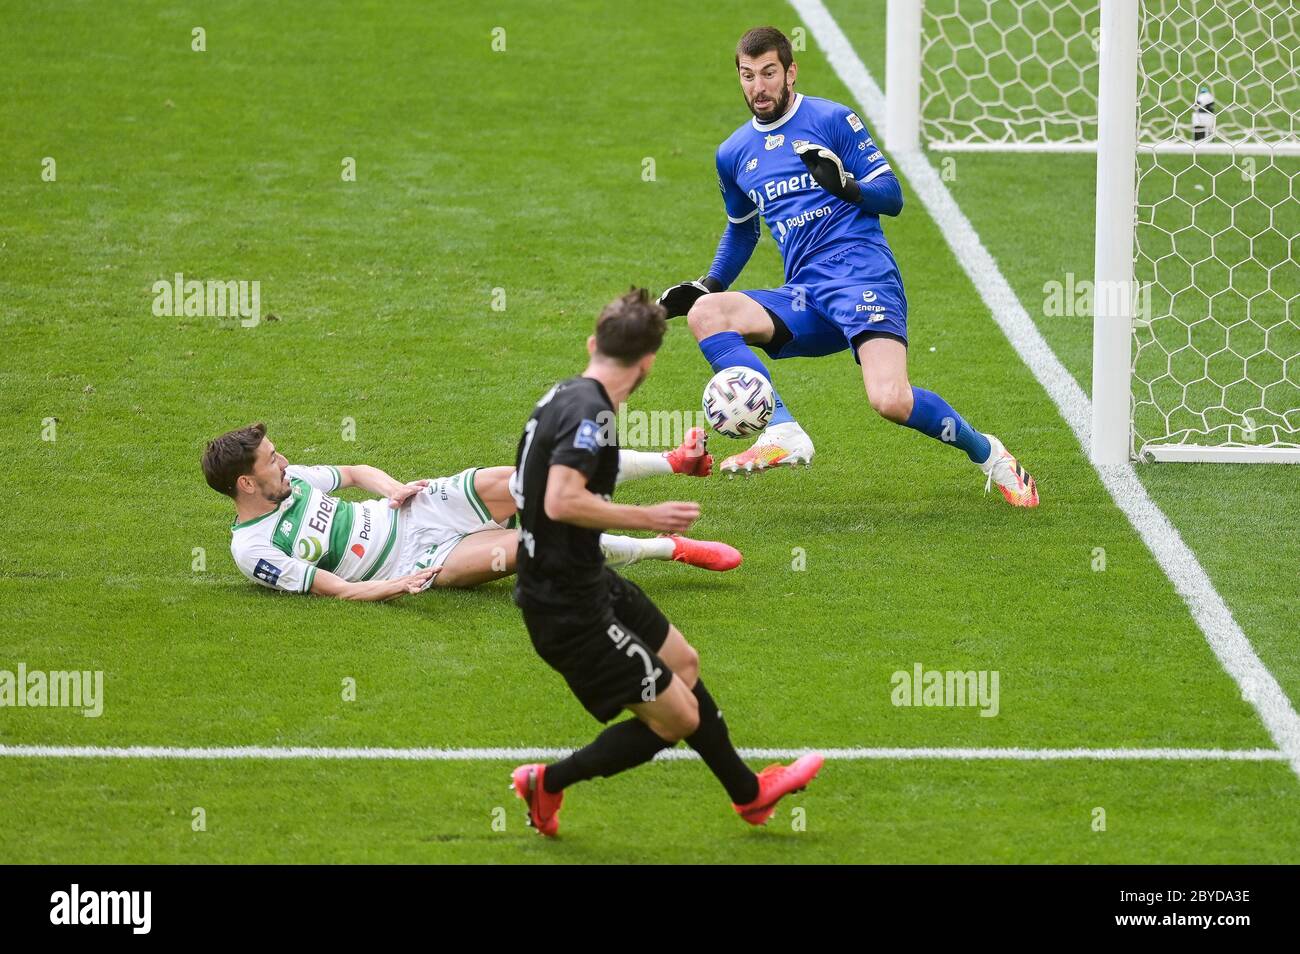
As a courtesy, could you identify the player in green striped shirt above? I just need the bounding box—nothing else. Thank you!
[202,422,738,601]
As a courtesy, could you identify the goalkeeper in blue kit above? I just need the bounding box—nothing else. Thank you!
[659,26,1038,506]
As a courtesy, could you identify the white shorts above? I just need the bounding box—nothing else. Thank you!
[394,468,508,575]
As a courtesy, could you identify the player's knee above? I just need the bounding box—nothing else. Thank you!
[677,645,700,688]
[672,706,701,740]
[868,382,913,423]
[660,691,700,741]
[686,294,729,339]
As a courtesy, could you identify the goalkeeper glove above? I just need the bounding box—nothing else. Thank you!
[657,275,724,318]
[793,140,862,204]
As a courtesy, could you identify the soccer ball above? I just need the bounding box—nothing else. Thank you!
[702,366,775,438]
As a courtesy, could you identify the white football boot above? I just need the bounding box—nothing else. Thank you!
[980,434,1039,508]
[718,421,815,475]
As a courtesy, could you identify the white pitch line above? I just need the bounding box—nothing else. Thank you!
[789,0,1300,781]
[0,745,1284,762]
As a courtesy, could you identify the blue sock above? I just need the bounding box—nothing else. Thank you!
[903,386,991,464]
[698,331,794,427]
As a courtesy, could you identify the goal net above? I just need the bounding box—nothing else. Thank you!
[889,0,1300,461]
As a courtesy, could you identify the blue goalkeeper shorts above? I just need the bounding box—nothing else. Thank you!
[740,241,909,363]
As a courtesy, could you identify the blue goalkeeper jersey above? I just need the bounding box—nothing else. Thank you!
[716,93,896,281]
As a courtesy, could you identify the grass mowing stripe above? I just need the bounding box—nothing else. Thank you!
[0,745,1283,762]
[796,0,1300,781]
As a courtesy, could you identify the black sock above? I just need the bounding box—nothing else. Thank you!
[543,718,672,793]
[685,680,759,804]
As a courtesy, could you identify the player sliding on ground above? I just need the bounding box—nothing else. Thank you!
[658,26,1038,506]
[509,288,823,835]
[200,422,738,600]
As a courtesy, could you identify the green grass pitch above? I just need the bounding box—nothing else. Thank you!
[1,0,1297,863]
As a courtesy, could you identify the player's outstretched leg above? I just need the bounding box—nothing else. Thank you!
[662,426,712,477]
[858,337,1039,507]
[432,528,517,587]
[515,625,822,835]
[687,293,814,474]
[654,627,824,826]
[426,528,742,586]
[512,673,698,837]
[616,426,713,482]
[599,534,742,572]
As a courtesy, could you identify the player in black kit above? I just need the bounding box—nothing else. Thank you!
[508,287,823,836]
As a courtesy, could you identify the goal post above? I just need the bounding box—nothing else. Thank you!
[884,0,1300,463]
[886,0,923,153]
[1091,0,1139,466]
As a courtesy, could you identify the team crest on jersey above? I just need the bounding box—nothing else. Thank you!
[764,133,784,151]
[846,112,864,132]
[745,157,758,172]
[573,419,601,453]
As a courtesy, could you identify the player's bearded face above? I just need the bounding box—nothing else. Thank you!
[256,442,292,503]
[740,59,793,122]
[746,79,790,121]
[266,472,291,503]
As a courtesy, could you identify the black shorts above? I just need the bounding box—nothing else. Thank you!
[520,568,674,723]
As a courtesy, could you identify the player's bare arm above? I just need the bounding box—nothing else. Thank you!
[309,565,437,600]
[335,464,428,507]
[543,463,700,534]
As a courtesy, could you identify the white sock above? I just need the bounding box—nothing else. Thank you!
[599,534,675,567]
[615,449,673,485]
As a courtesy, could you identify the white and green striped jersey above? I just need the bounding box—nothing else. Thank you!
[230,465,402,593]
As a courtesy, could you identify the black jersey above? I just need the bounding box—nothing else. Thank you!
[511,375,621,611]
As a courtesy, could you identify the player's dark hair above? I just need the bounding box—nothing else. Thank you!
[594,287,667,365]
[202,422,267,498]
[735,26,793,71]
